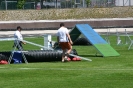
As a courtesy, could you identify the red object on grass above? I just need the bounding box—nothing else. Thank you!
[72,57,77,61]
[76,57,81,61]
[67,57,71,61]
[0,60,8,65]
[71,57,81,61]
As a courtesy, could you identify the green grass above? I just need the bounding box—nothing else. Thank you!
[0,35,133,88]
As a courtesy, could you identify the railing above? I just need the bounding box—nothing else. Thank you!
[0,0,132,10]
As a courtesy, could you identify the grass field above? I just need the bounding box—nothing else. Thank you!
[0,35,133,88]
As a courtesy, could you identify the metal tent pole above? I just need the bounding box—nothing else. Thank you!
[5,0,7,10]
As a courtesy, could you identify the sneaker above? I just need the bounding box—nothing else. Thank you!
[64,56,68,61]
[62,60,64,62]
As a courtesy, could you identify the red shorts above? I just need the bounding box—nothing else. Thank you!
[59,42,71,50]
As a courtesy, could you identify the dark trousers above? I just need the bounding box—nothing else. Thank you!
[13,41,23,51]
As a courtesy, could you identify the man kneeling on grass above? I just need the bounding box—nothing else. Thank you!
[57,23,73,62]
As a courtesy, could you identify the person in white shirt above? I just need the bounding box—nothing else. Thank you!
[57,23,73,62]
[13,26,26,50]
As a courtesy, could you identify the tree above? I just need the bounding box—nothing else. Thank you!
[17,0,26,9]
[86,0,91,7]
[17,0,41,9]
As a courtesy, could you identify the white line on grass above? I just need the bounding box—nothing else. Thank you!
[1,67,133,71]
[0,67,6,69]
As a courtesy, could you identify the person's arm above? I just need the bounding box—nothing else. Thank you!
[21,41,26,45]
[16,32,26,45]
[66,33,73,45]
[19,36,26,45]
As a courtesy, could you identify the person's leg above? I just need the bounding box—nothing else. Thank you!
[17,42,23,51]
[12,43,15,48]
[62,49,67,62]
[65,42,72,57]
[18,42,23,50]
[59,42,67,62]
[66,45,72,55]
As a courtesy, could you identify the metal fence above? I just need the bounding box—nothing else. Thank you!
[0,0,36,10]
[0,0,132,10]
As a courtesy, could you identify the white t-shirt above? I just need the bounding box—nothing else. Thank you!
[57,27,69,42]
[14,30,23,42]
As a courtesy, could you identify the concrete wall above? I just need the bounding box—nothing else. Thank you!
[0,7,133,30]
[0,18,133,31]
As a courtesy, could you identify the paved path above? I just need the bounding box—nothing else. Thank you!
[0,28,133,38]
